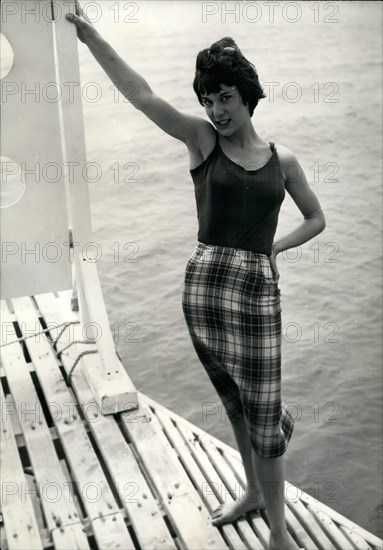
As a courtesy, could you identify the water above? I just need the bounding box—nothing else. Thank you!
[61,0,383,538]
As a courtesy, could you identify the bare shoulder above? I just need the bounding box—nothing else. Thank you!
[274,143,298,165]
[194,118,216,149]
[188,119,217,170]
[274,143,302,182]
[274,142,324,222]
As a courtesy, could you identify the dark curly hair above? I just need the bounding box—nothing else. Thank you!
[193,37,266,117]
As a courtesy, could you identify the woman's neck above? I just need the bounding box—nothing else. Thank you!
[221,120,264,149]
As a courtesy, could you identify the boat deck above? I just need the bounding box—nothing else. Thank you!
[1,290,382,550]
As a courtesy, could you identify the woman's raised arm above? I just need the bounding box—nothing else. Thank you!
[66,1,206,146]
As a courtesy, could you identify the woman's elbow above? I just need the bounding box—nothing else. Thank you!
[315,210,326,233]
[304,209,326,234]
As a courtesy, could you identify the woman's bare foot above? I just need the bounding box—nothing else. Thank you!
[269,530,300,550]
[211,491,266,526]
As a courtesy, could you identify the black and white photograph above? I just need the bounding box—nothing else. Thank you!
[0,1,382,549]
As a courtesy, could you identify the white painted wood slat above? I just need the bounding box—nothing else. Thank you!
[154,408,248,549]
[120,403,228,549]
[168,413,265,550]
[0,301,89,549]
[10,296,135,549]
[0,383,43,550]
[34,291,177,550]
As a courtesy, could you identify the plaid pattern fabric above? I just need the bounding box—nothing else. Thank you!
[182,242,294,458]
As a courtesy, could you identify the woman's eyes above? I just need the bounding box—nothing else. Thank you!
[203,95,232,106]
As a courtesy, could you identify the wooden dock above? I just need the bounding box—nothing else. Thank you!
[1,290,382,550]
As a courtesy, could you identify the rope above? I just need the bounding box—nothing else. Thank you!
[52,321,79,348]
[1,316,100,389]
[67,350,98,385]
[51,325,100,384]
[0,318,98,388]
[0,321,79,349]
[57,340,94,359]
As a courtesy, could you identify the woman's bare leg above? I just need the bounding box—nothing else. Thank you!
[212,415,298,549]
[230,414,265,502]
[212,414,265,524]
[253,453,298,549]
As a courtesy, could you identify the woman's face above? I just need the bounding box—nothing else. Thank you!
[201,84,250,135]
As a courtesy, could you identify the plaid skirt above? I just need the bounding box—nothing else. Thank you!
[182,242,294,458]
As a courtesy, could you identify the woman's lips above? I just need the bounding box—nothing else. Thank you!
[215,119,230,128]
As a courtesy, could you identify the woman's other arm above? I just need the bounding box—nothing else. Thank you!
[268,144,326,280]
[273,144,326,256]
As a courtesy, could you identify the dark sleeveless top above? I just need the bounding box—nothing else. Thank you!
[190,135,286,255]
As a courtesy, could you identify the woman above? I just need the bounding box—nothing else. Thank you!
[67,5,325,549]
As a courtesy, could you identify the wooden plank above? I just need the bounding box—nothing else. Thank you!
[139,391,244,457]
[220,448,265,541]
[67,371,177,549]
[120,402,227,549]
[282,508,319,550]
[53,0,94,347]
[287,498,334,549]
[201,439,271,548]
[52,0,93,248]
[142,387,274,544]
[299,491,383,549]
[4,394,23,439]
[12,296,116,512]
[141,393,383,550]
[338,526,373,550]
[34,292,177,550]
[223,451,317,550]
[1,525,8,550]
[11,296,134,548]
[0,384,43,550]
[38,285,137,417]
[198,440,243,502]
[87,424,176,550]
[154,408,249,550]
[54,0,93,341]
[141,391,271,547]
[160,410,263,550]
[36,293,383,550]
[59,457,88,530]
[183,433,265,550]
[51,524,91,550]
[74,255,138,414]
[307,504,367,550]
[71,255,93,339]
[24,471,49,547]
[4,296,380,548]
[63,382,177,550]
[91,514,135,550]
[0,308,35,374]
[0,302,88,548]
